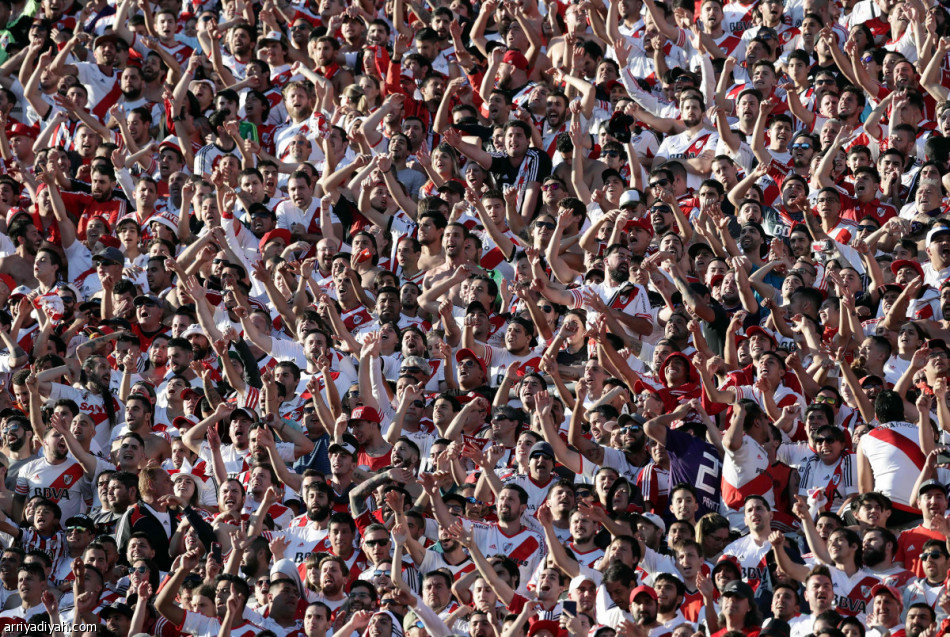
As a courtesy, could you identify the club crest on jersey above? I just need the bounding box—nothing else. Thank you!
[353,315,363,325]
[503,542,513,553]
[861,585,872,597]
[63,474,72,486]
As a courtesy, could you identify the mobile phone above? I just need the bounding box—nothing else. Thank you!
[563,601,577,615]
[937,450,950,465]
[811,240,833,253]
[211,542,222,564]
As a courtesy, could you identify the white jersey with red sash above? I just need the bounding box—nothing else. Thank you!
[470,520,545,596]
[15,458,88,519]
[722,534,772,592]
[723,0,759,32]
[859,421,925,512]
[722,436,774,513]
[829,567,880,618]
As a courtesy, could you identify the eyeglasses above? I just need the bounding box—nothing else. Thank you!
[921,551,945,560]
[131,565,148,574]
[814,396,836,405]
[539,305,553,313]
[790,143,812,150]
[813,436,837,445]
[212,258,227,265]
[541,183,561,192]
[67,526,90,533]
[649,179,670,188]
[1,423,19,434]
[857,225,876,232]
[372,570,392,577]
[364,539,389,547]
[601,150,621,158]
[536,221,556,230]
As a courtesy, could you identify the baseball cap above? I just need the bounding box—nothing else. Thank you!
[640,512,666,534]
[891,259,925,280]
[259,228,292,250]
[328,433,359,459]
[568,574,596,593]
[64,514,96,532]
[100,603,134,619]
[927,226,950,246]
[181,324,205,339]
[869,583,903,609]
[629,585,658,602]
[350,406,382,424]
[133,294,162,307]
[918,479,947,497]
[745,325,778,347]
[455,348,487,377]
[721,580,755,600]
[92,246,125,265]
[618,190,641,208]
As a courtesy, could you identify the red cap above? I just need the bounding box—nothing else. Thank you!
[6,122,38,139]
[502,50,529,70]
[259,228,292,250]
[455,348,488,377]
[630,585,658,604]
[526,620,562,637]
[98,235,121,249]
[869,584,903,609]
[629,216,654,236]
[350,406,382,424]
[745,325,778,347]
[891,259,925,280]
[709,274,725,287]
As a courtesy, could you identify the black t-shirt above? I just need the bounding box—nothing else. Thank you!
[488,150,553,188]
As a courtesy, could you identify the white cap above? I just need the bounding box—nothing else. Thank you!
[181,324,204,338]
[641,512,666,534]
[619,190,641,208]
[927,225,950,247]
[568,574,596,593]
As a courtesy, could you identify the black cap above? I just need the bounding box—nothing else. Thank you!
[133,294,162,307]
[329,433,359,459]
[101,602,134,619]
[721,580,755,600]
[92,246,125,265]
[529,441,555,460]
[687,242,713,259]
[918,479,947,497]
[64,514,96,532]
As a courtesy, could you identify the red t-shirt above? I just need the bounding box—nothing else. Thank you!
[896,523,946,577]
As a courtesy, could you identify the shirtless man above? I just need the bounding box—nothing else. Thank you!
[422,224,477,306]
[416,212,446,271]
[0,219,41,287]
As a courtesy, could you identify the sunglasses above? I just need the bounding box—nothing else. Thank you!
[256,580,270,588]
[857,225,876,232]
[814,396,836,405]
[541,183,561,192]
[861,54,873,63]
[601,150,621,158]
[576,490,592,498]
[1,423,19,434]
[373,570,392,577]
[813,436,837,445]
[459,359,479,368]
[412,400,425,408]
[620,425,642,433]
[492,414,513,422]
[131,565,148,574]
[649,179,670,188]
[790,143,812,150]
[364,539,389,547]
[212,258,227,265]
[539,305,553,313]
[60,296,75,303]
[536,221,557,230]
[921,551,945,560]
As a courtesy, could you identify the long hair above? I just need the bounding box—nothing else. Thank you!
[82,356,117,428]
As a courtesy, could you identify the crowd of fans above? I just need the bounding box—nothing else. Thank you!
[0,0,946,635]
